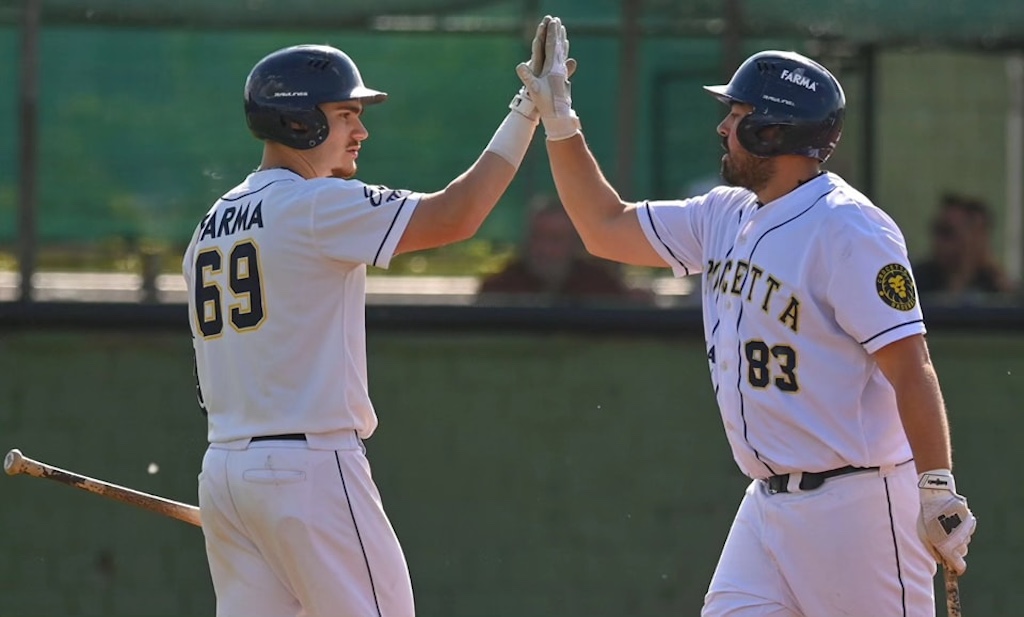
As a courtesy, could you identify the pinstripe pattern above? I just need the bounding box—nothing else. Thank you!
[335,452,383,617]
[733,188,835,475]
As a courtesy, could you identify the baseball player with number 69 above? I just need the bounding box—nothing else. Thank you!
[520,16,978,617]
[183,20,562,617]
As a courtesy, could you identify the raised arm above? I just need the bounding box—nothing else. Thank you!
[395,19,550,255]
[545,137,666,267]
[515,17,667,268]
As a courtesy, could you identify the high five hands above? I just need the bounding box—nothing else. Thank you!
[514,16,580,140]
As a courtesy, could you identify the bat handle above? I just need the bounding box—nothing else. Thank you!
[944,566,962,617]
[4,449,25,475]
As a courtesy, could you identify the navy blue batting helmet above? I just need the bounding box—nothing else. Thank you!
[704,50,845,162]
[244,44,387,150]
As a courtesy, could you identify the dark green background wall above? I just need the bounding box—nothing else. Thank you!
[0,23,1014,261]
[0,330,1020,616]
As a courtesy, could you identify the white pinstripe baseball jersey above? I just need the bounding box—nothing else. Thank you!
[638,172,923,479]
[183,168,421,444]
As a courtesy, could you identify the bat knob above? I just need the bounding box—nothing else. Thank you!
[4,449,24,475]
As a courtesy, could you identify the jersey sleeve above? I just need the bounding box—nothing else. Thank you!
[311,180,422,268]
[182,241,195,288]
[635,194,712,277]
[182,223,203,295]
[824,206,926,354]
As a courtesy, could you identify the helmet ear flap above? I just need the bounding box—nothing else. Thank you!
[275,107,330,150]
[736,115,785,158]
[736,113,842,162]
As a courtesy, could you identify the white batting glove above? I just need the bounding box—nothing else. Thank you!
[508,16,551,123]
[489,17,551,167]
[514,16,581,140]
[917,469,977,575]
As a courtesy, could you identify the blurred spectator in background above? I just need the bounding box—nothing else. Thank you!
[914,193,1014,301]
[478,195,651,304]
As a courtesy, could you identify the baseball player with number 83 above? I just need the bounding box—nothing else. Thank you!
[519,15,978,617]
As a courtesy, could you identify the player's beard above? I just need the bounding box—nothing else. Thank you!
[330,160,358,179]
[329,143,361,179]
[721,143,774,193]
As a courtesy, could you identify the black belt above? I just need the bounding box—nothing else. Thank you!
[250,433,307,442]
[765,465,878,494]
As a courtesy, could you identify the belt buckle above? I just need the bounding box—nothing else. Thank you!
[766,474,789,494]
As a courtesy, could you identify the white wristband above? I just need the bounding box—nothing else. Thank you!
[918,469,955,492]
[485,109,538,169]
[509,88,539,122]
[543,112,581,141]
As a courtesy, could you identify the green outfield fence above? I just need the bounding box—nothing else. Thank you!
[0,25,730,249]
[2,0,1023,265]
[0,307,1021,616]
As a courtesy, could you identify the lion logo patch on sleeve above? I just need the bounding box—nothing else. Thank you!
[875,263,917,311]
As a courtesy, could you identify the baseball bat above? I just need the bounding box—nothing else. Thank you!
[943,566,961,617]
[4,448,201,528]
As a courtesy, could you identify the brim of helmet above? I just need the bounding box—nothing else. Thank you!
[703,84,733,105]
[351,87,388,105]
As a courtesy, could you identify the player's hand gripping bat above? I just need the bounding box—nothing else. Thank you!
[4,448,201,527]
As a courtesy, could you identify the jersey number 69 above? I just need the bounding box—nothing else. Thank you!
[193,240,266,338]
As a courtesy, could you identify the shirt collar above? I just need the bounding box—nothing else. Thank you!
[760,171,838,211]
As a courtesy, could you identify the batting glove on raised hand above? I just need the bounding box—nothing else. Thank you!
[508,16,551,123]
[917,469,977,575]
[515,16,580,140]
